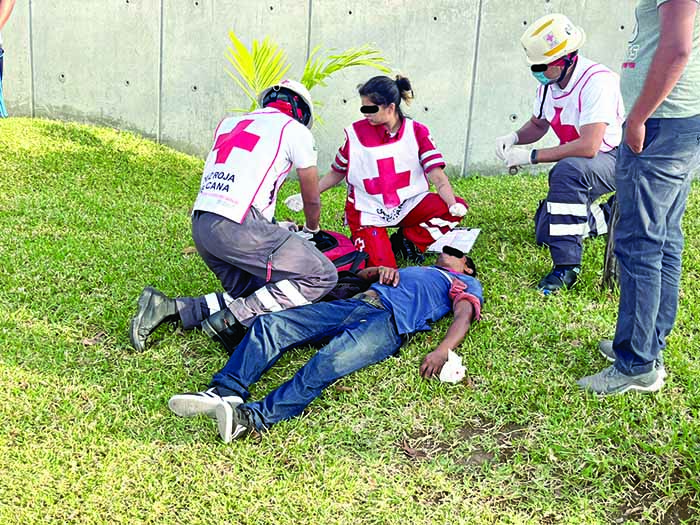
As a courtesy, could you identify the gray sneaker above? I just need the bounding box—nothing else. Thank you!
[168,387,243,419]
[598,340,666,380]
[577,365,664,395]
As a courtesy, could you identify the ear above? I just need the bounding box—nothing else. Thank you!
[462,258,473,275]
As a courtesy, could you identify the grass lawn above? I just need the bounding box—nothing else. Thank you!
[1,117,699,524]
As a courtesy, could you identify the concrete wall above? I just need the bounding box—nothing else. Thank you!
[1,0,637,174]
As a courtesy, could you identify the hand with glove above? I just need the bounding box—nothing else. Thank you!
[503,147,534,168]
[277,221,299,232]
[284,193,304,212]
[448,202,468,218]
[495,131,518,161]
[305,228,337,252]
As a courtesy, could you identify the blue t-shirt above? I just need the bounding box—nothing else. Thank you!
[370,266,484,336]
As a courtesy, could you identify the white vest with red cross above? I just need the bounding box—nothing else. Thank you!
[193,109,313,224]
[533,56,623,152]
[346,118,429,227]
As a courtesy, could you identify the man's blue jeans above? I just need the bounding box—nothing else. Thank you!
[613,116,700,375]
[210,297,403,430]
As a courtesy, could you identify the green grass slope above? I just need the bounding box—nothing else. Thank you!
[0,118,698,524]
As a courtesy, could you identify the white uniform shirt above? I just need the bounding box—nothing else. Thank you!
[533,56,625,152]
[193,108,317,223]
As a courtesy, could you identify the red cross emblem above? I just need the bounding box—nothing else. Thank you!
[363,158,411,208]
[551,107,580,145]
[213,119,260,164]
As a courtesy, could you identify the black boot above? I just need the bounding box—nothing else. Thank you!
[390,230,425,265]
[129,287,179,351]
[201,308,247,355]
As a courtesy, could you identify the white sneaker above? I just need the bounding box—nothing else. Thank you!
[168,387,243,419]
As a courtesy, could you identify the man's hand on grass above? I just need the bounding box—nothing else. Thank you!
[420,348,448,379]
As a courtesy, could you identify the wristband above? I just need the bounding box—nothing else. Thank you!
[530,149,538,165]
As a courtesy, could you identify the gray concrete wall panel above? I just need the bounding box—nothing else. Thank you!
[1,0,32,116]
[30,0,160,136]
[160,0,310,156]
[1,1,647,173]
[468,0,638,173]
[310,0,479,174]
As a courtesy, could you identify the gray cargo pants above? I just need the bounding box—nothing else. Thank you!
[176,209,337,328]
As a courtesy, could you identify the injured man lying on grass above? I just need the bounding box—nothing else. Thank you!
[168,246,484,442]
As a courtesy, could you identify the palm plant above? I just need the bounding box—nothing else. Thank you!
[225,30,390,114]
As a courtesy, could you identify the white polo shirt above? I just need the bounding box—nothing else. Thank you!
[533,56,625,152]
[193,108,317,223]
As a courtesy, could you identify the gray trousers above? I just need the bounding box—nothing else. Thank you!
[177,209,337,328]
[534,150,617,266]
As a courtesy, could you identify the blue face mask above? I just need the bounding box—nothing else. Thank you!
[532,71,552,85]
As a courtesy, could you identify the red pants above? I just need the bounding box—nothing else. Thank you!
[346,193,468,268]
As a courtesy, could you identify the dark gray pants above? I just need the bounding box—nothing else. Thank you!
[534,150,617,266]
[177,209,337,328]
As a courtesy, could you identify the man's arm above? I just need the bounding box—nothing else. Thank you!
[419,299,474,379]
[356,266,400,286]
[626,0,698,152]
[515,116,551,145]
[0,0,16,31]
[296,166,321,231]
[318,169,345,193]
[532,122,608,162]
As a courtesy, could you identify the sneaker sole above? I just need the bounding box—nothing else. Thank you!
[129,287,157,351]
[215,402,233,443]
[169,394,224,419]
[598,374,665,395]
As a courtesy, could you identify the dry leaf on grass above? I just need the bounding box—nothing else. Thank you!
[82,332,106,346]
[399,440,427,460]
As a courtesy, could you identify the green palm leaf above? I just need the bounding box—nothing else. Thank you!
[225,31,290,110]
[225,31,390,118]
[301,44,390,91]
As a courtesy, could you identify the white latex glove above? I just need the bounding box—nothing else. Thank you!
[495,131,518,161]
[293,230,314,241]
[503,147,532,168]
[277,221,299,232]
[448,202,468,218]
[439,350,466,384]
[284,193,304,212]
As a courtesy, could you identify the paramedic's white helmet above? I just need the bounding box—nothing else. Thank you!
[258,79,314,129]
[520,14,586,65]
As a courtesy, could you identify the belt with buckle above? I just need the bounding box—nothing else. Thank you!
[353,291,385,310]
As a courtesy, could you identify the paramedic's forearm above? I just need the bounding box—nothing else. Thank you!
[319,170,345,193]
[297,166,322,231]
[427,168,457,207]
[515,117,550,145]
